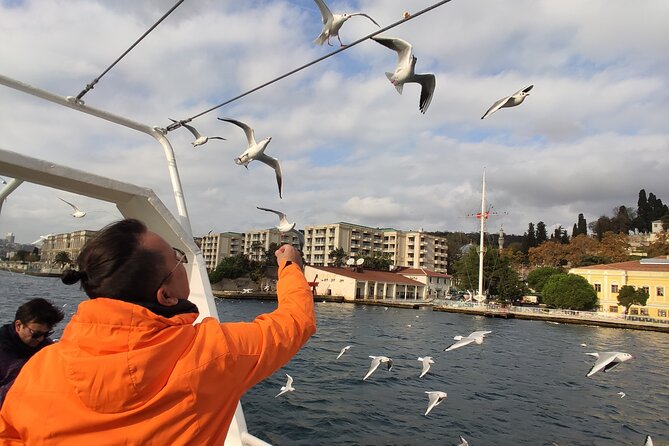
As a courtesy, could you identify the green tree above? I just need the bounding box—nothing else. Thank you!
[542,274,598,310]
[209,254,256,283]
[363,252,392,271]
[490,259,526,303]
[536,221,548,245]
[263,242,280,267]
[617,285,650,313]
[521,223,537,254]
[329,247,347,267]
[54,251,71,266]
[577,213,588,236]
[527,267,562,292]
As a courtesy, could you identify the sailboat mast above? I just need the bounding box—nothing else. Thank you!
[478,170,486,302]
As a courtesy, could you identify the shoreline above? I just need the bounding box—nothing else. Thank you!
[214,291,669,333]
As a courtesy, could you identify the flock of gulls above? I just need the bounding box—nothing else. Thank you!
[271,323,652,445]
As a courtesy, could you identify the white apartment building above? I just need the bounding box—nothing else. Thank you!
[303,222,448,273]
[243,228,303,262]
[395,267,452,299]
[200,232,243,270]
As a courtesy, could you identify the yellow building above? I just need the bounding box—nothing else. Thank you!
[41,230,98,266]
[570,256,669,320]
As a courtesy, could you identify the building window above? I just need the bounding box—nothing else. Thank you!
[611,284,619,293]
[642,286,649,295]
[659,310,667,317]
[594,283,601,292]
[640,308,649,316]
[630,308,639,315]
[609,306,618,313]
[657,287,665,297]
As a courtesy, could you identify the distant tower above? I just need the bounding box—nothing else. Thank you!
[5,232,14,243]
[498,225,505,251]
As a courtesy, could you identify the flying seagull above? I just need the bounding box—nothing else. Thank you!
[481,85,533,119]
[444,330,492,352]
[363,355,393,381]
[169,119,226,147]
[218,118,283,198]
[645,435,654,446]
[336,345,352,360]
[617,391,626,398]
[457,435,469,446]
[313,0,379,47]
[31,234,53,245]
[585,351,633,377]
[371,36,436,114]
[256,207,296,233]
[58,197,86,218]
[275,374,295,398]
[424,391,447,416]
[417,356,434,378]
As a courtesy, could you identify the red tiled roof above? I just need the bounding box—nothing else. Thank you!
[394,267,451,278]
[308,266,423,285]
[572,259,669,273]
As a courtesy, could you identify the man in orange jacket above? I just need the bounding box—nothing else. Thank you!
[0,219,316,445]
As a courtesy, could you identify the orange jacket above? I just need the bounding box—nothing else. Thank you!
[0,260,315,445]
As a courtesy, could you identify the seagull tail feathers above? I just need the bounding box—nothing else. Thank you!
[314,33,327,45]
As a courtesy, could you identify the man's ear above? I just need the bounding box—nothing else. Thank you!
[14,320,21,333]
[157,287,179,307]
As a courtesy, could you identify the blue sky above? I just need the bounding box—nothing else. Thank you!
[1,0,668,244]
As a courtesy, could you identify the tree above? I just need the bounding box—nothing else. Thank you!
[263,242,280,267]
[589,216,614,241]
[647,232,669,257]
[565,234,600,267]
[362,252,392,271]
[527,267,562,292]
[611,205,634,234]
[536,221,548,245]
[577,213,587,236]
[521,223,536,254]
[209,254,256,283]
[54,251,71,266]
[329,247,347,267]
[617,285,649,313]
[635,189,651,233]
[490,259,526,303]
[542,274,598,310]
[528,241,566,267]
[598,232,629,263]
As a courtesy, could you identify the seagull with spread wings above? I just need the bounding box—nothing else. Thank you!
[313,0,379,47]
[218,118,283,198]
[169,119,226,147]
[481,85,533,119]
[371,36,436,114]
[58,197,86,218]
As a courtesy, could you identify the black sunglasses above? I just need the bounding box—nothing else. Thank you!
[25,326,54,339]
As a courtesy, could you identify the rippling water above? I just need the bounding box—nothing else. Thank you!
[2,271,667,445]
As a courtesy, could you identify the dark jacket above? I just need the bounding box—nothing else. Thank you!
[0,324,52,405]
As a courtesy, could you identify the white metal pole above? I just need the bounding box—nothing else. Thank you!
[478,170,486,303]
[0,178,24,217]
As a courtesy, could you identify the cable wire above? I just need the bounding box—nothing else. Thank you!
[166,0,454,131]
[75,0,186,101]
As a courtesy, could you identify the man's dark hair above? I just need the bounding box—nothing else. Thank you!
[15,298,65,326]
[61,219,165,303]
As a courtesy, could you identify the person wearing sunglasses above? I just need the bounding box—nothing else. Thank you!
[0,298,64,406]
[0,218,316,445]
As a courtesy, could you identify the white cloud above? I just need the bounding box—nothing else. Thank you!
[1,0,668,244]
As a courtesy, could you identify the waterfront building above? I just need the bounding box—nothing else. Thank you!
[394,267,452,299]
[200,232,244,270]
[304,265,425,301]
[243,228,302,262]
[40,230,98,265]
[570,256,669,320]
[303,222,447,272]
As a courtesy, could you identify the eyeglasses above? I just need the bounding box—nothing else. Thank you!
[156,247,188,290]
[25,325,54,340]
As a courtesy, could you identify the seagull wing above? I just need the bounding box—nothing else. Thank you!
[645,435,654,446]
[586,352,619,377]
[444,337,474,352]
[419,359,431,378]
[313,0,333,24]
[218,118,256,147]
[481,95,511,119]
[515,84,534,95]
[348,12,380,27]
[371,36,413,67]
[182,123,202,139]
[469,330,492,338]
[424,391,446,416]
[413,73,436,114]
[458,436,469,446]
[285,374,293,388]
[257,206,286,221]
[58,197,78,211]
[336,345,350,360]
[363,357,381,380]
[257,154,283,199]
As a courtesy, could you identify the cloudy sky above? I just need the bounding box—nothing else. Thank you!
[1,0,667,244]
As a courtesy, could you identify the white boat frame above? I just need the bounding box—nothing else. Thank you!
[0,74,270,446]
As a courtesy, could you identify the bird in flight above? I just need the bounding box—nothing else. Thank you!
[275,374,295,398]
[169,119,226,147]
[218,118,283,198]
[371,36,436,114]
[481,85,533,119]
[313,0,379,47]
[58,197,86,218]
